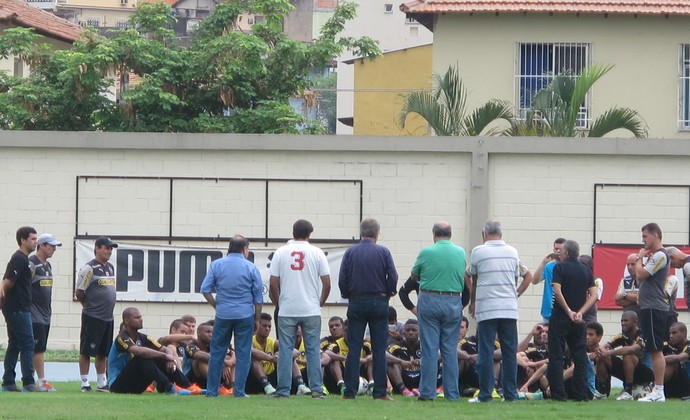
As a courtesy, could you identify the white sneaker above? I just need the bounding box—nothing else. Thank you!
[638,391,665,402]
[592,390,607,400]
[296,384,311,396]
[264,384,276,395]
[616,391,633,401]
[468,397,481,403]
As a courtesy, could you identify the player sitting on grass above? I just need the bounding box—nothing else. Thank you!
[458,316,500,398]
[662,322,690,399]
[321,316,345,394]
[294,325,330,393]
[386,319,421,397]
[159,319,194,371]
[324,319,374,394]
[183,321,234,395]
[517,323,549,392]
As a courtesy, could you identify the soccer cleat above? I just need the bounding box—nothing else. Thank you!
[411,388,420,397]
[492,388,502,399]
[402,388,415,397]
[22,384,47,392]
[1,384,21,392]
[81,385,92,393]
[337,381,346,395]
[638,391,665,403]
[40,382,57,392]
[145,383,155,393]
[616,391,633,401]
[218,386,233,396]
[96,385,110,393]
[167,385,191,396]
[436,386,445,398]
[184,384,204,395]
[264,384,276,395]
[311,391,326,399]
[296,384,311,396]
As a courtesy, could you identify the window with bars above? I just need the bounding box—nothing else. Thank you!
[116,19,130,29]
[86,18,100,27]
[679,45,690,129]
[515,42,590,127]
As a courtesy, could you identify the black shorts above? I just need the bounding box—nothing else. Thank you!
[610,356,654,385]
[639,309,667,352]
[80,313,114,357]
[186,368,206,389]
[401,370,421,390]
[32,323,50,353]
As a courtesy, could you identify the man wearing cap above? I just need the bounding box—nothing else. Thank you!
[30,233,62,391]
[76,236,118,393]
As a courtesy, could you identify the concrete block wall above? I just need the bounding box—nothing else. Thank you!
[1,133,690,348]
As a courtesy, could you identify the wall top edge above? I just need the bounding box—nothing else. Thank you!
[1,132,690,156]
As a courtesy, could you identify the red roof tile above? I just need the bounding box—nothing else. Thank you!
[0,0,83,42]
[400,0,690,16]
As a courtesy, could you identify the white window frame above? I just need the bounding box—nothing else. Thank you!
[678,44,690,130]
[515,42,591,129]
[384,4,393,13]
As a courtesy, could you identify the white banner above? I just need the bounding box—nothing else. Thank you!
[75,241,349,304]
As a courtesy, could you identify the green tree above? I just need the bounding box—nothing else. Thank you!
[398,64,514,136]
[0,0,380,133]
[513,65,647,138]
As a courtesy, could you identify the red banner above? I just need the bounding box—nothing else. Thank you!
[592,244,689,310]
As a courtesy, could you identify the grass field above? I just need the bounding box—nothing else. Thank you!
[0,382,687,419]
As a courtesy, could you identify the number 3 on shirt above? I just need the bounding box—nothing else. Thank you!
[290,251,305,271]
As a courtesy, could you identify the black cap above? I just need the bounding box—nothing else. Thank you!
[95,236,118,248]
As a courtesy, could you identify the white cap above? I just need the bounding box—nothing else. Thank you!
[37,234,62,246]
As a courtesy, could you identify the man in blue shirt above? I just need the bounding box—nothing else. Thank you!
[201,235,263,398]
[532,238,565,323]
[339,218,398,400]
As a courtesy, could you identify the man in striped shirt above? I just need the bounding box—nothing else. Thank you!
[469,220,523,403]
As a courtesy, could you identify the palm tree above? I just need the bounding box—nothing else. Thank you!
[513,65,648,138]
[398,64,514,136]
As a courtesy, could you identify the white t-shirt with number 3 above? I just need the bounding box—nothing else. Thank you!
[270,240,330,317]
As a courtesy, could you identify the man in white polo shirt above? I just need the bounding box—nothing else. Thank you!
[269,219,331,398]
[469,220,528,403]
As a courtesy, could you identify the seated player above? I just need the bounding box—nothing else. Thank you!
[662,322,690,399]
[586,321,605,399]
[458,316,500,397]
[595,311,654,400]
[321,316,345,394]
[294,325,330,391]
[159,319,193,370]
[247,313,309,395]
[386,320,421,397]
[517,323,549,392]
[108,307,196,395]
[324,319,373,394]
[184,321,234,395]
[180,314,197,337]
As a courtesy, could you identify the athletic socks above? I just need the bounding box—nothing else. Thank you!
[292,376,305,388]
[394,382,406,395]
[80,376,89,387]
[97,374,108,388]
[259,376,270,388]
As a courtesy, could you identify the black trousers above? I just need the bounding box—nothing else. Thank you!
[111,357,191,394]
[547,317,590,401]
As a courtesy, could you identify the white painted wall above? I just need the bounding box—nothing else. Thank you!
[1,133,689,349]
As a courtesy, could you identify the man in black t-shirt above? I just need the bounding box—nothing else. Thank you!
[1,226,43,392]
[30,233,62,391]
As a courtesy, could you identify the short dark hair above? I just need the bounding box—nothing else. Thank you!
[554,238,566,245]
[360,218,380,239]
[388,306,397,322]
[180,314,196,324]
[578,254,593,270]
[169,319,185,333]
[197,321,213,330]
[260,313,272,322]
[670,321,687,335]
[641,223,662,240]
[293,219,314,240]
[328,316,343,325]
[432,222,451,238]
[586,321,603,337]
[461,316,470,330]
[228,235,249,254]
[404,319,418,327]
[16,226,36,246]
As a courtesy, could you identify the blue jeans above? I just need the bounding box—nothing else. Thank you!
[2,310,35,386]
[276,315,322,396]
[477,318,518,402]
[207,315,254,397]
[344,295,389,398]
[417,292,462,401]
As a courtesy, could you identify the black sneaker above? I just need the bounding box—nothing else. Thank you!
[96,385,110,393]
[2,384,21,392]
[81,385,92,392]
[311,391,326,399]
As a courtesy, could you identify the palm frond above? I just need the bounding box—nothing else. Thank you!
[568,64,612,130]
[398,90,450,135]
[587,107,648,138]
[462,100,514,136]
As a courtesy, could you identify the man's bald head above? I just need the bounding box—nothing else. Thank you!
[432,221,451,240]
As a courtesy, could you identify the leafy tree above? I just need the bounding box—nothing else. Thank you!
[398,64,515,136]
[513,65,647,138]
[0,0,380,133]
[310,73,337,134]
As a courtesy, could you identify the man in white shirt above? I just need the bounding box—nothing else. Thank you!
[269,219,331,398]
